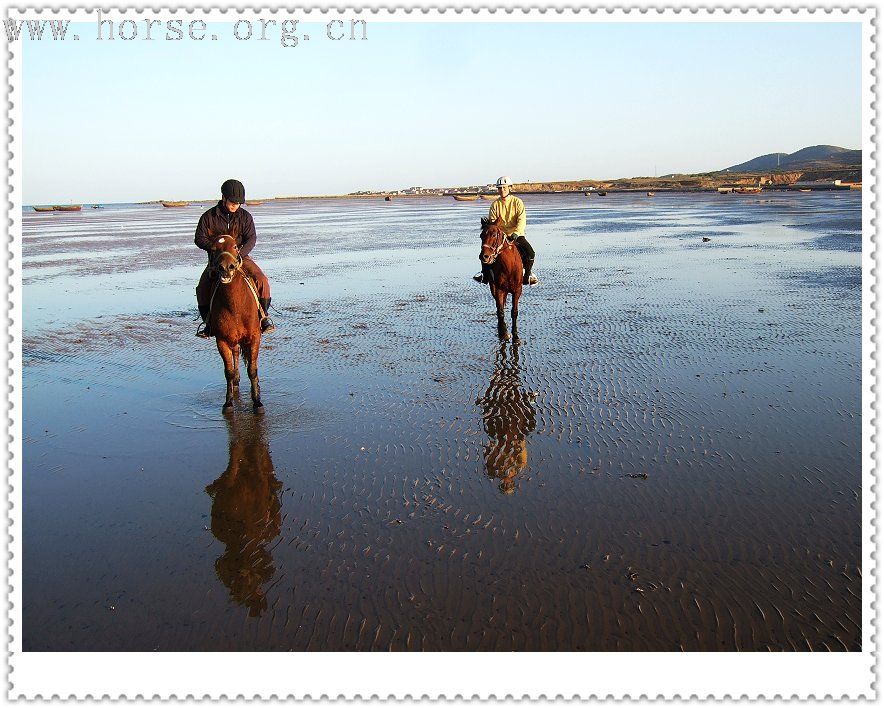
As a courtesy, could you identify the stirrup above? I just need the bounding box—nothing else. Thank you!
[196,321,211,338]
[261,317,276,334]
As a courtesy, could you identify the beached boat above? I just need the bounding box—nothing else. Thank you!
[733,187,762,194]
[161,201,188,208]
[33,206,54,212]
[647,191,655,197]
[798,188,812,193]
[717,187,733,194]
[596,191,607,197]
[245,200,263,206]
[53,205,82,211]
[481,194,497,200]
[453,195,479,201]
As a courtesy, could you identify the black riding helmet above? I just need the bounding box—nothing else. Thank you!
[221,179,246,204]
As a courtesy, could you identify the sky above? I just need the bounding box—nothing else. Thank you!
[20,19,863,204]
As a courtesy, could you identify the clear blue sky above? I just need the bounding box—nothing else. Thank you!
[22,20,862,203]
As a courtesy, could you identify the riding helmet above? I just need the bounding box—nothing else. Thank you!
[221,179,246,204]
[496,176,513,187]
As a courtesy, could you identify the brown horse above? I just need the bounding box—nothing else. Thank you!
[207,235,264,411]
[205,410,282,616]
[476,342,537,494]
[480,217,523,341]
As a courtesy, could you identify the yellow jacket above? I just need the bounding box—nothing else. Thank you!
[488,194,526,237]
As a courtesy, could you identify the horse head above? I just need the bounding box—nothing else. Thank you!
[480,217,507,265]
[210,235,242,284]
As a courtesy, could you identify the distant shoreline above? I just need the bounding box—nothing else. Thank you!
[26,166,862,208]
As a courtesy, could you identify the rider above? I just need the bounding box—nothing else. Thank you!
[194,179,275,337]
[474,176,539,287]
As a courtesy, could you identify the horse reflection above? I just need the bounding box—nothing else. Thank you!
[205,409,282,617]
[476,343,537,494]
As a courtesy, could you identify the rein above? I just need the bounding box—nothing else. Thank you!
[208,251,267,322]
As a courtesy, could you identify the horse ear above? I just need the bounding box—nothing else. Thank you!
[481,217,489,228]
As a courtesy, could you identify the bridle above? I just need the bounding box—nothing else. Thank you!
[211,238,244,284]
[481,226,513,265]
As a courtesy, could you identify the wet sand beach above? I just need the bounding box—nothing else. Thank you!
[22,192,862,651]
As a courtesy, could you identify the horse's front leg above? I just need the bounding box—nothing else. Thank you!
[511,290,521,343]
[243,336,263,411]
[231,344,241,392]
[216,339,237,411]
[494,287,510,341]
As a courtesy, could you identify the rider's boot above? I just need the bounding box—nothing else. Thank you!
[522,259,539,287]
[259,298,276,334]
[473,263,495,284]
[196,305,212,338]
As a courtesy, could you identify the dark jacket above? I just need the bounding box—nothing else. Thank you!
[194,200,257,257]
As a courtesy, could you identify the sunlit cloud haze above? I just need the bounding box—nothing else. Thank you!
[22,20,862,203]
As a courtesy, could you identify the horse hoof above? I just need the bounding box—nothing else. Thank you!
[500,333,511,342]
[253,401,264,413]
[223,402,234,412]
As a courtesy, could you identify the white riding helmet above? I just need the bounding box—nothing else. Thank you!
[495,176,513,187]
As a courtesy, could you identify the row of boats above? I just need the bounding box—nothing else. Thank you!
[161,200,264,207]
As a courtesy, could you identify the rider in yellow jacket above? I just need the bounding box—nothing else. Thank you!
[474,176,539,286]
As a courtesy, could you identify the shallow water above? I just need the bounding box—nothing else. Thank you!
[22,192,862,650]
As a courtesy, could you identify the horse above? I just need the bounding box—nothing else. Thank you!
[206,235,264,411]
[205,410,282,617]
[476,342,537,494]
[480,217,523,342]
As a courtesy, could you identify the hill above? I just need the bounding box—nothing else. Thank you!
[723,145,861,173]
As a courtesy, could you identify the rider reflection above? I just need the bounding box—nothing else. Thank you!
[205,411,283,617]
[476,343,538,494]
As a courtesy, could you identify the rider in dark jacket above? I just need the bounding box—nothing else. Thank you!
[195,179,275,337]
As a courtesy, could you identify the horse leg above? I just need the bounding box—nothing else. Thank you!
[495,288,510,341]
[216,339,237,411]
[231,344,241,392]
[243,336,263,411]
[511,290,520,343]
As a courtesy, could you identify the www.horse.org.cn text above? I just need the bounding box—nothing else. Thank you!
[4,13,368,48]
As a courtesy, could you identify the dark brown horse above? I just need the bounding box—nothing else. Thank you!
[205,410,282,617]
[476,342,537,494]
[207,235,264,411]
[480,217,523,341]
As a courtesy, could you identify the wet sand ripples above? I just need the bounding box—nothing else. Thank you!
[21,192,861,651]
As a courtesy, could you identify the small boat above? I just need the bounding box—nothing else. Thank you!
[91,204,103,209]
[596,191,607,197]
[647,191,655,197]
[481,194,497,200]
[384,195,393,202]
[53,205,82,211]
[798,188,812,193]
[733,187,762,194]
[717,187,733,194]
[245,200,263,206]
[161,201,188,208]
[33,206,54,212]
[453,195,480,201]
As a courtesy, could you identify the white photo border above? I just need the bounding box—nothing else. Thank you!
[4,5,876,700]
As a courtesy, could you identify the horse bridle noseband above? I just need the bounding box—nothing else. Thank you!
[482,227,514,264]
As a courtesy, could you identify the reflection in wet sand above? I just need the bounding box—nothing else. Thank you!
[477,343,537,494]
[205,409,283,617]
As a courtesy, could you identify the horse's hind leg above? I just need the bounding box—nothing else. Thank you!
[243,337,263,411]
[511,291,521,343]
[216,340,237,411]
[495,288,510,341]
